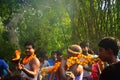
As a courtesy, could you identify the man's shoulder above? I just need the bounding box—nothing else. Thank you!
[0,59,5,63]
[30,57,40,64]
[0,59,8,66]
[112,61,120,70]
[99,62,120,80]
[33,57,40,62]
[104,62,120,72]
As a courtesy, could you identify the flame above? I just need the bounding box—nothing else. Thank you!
[12,50,21,61]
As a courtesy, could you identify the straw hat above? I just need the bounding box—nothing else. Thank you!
[68,44,82,55]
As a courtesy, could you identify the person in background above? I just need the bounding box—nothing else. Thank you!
[98,37,120,80]
[91,58,104,80]
[48,50,57,66]
[0,58,12,80]
[49,50,62,80]
[48,50,57,80]
[17,41,40,80]
[37,50,50,80]
[39,51,50,69]
[80,42,92,80]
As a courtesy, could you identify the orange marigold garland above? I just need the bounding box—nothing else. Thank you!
[22,54,36,65]
[41,54,102,73]
[66,54,100,70]
[41,62,61,73]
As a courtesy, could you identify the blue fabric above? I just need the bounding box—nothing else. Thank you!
[3,69,8,76]
[75,75,81,80]
[0,59,9,75]
[48,59,54,66]
[118,53,120,59]
[48,59,56,80]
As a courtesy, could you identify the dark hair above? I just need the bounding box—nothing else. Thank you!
[98,37,120,56]
[56,50,62,56]
[40,51,47,58]
[51,50,57,55]
[24,41,35,49]
[80,42,89,48]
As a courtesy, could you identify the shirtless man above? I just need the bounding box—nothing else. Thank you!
[17,41,40,80]
[58,45,83,80]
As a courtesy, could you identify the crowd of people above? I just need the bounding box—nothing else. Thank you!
[0,37,120,80]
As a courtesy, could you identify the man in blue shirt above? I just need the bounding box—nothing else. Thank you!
[48,51,57,66]
[48,50,57,80]
[0,59,12,79]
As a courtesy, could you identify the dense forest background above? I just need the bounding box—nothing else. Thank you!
[0,0,120,65]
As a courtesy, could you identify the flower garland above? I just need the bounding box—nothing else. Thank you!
[22,54,36,65]
[41,62,61,73]
[41,54,102,73]
[66,54,100,70]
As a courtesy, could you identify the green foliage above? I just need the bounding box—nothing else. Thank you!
[0,20,14,63]
[0,0,120,60]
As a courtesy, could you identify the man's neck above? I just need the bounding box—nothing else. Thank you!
[108,56,119,65]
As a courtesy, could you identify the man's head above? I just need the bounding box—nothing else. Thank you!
[39,51,47,62]
[51,50,57,60]
[56,50,63,61]
[80,42,89,55]
[24,41,35,57]
[98,37,120,62]
[67,44,82,57]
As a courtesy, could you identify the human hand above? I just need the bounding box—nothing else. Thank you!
[65,71,75,80]
[17,63,25,70]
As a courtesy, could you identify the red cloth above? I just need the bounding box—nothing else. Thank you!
[91,63,99,80]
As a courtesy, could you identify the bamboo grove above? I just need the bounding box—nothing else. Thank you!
[0,0,120,62]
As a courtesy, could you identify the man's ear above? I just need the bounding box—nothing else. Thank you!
[34,48,36,51]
